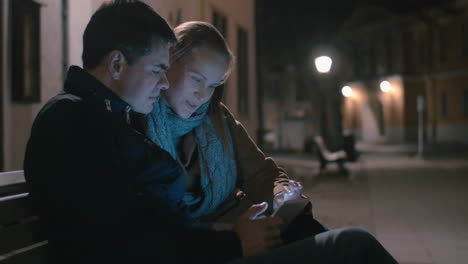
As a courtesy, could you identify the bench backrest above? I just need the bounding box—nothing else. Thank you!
[313,136,347,161]
[0,171,48,264]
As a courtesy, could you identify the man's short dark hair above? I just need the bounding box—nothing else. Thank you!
[82,0,176,69]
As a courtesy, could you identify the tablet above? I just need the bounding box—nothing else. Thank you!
[271,199,310,231]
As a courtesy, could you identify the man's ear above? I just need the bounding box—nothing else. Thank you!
[107,50,127,80]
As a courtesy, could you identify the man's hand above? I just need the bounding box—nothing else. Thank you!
[234,202,283,257]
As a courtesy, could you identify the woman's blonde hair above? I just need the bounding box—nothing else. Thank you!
[171,21,234,113]
[171,21,235,152]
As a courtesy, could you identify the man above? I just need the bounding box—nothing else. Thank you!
[24,1,281,263]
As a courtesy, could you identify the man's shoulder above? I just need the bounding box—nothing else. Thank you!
[37,92,84,119]
[30,92,96,136]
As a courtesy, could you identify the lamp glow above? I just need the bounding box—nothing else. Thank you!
[380,81,392,93]
[341,86,353,97]
[314,56,332,73]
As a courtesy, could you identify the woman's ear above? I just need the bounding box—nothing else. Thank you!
[107,50,127,80]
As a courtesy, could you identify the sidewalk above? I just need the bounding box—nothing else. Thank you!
[271,141,468,177]
[269,145,468,264]
[356,141,468,158]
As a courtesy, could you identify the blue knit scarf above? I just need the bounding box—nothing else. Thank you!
[147,97,237,218]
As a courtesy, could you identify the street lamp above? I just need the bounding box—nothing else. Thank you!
[341,86,353,97]
[314,56,333,73]
[380,80,392,93]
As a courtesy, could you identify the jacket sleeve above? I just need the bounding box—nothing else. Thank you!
[220,105,290,213]
[24,100,242,264]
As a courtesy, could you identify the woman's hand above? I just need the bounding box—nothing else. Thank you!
[273,180,303,210]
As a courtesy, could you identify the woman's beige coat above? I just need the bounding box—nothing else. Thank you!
[180,104,290,223]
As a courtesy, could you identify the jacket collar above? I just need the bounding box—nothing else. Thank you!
[64,66,131,116]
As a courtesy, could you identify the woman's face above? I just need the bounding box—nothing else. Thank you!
[164,46,228,118]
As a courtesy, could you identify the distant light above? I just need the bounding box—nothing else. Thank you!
[380,81,392,93]
[264,131,275,143]
[314,56,332,73]
[342,86,353,97]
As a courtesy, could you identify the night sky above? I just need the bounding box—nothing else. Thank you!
[257,0,453,68]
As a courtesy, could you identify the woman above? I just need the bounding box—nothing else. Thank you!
[145,21,399,264]
[146,21,307,224]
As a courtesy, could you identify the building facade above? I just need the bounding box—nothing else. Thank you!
[337,1,468,144]
[0,0,256,171]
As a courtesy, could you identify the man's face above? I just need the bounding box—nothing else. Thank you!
[117,42,170,114]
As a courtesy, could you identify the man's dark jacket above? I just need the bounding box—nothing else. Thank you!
[24,66,242,264]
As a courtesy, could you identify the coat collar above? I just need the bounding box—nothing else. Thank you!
[64,66,132,116]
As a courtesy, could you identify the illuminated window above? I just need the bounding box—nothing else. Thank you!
[212,10,228,104]
[374,37,382,75]
[463,88,468,117]
[363,38,371,75]
[168,12,173,25]
[212,10,227,37]
[0,1,3,171]
[353,45,361,77]
[237,26,249,115]
[441,91,448,118]
[62,0,68,81]
[175,9,183,26]
[385,33,393,73]
[417,31,426,65]
[12,0,41,102]
[461,22,468,58]
[439,27,448,63]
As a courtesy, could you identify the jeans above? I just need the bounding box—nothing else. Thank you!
[227,227,399,264]
[282,216,328,243]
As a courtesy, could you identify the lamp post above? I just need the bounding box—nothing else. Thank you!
[312,55,337,150]
[417,95,425,159]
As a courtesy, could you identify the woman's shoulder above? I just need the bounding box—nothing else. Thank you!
[211,103,236,122]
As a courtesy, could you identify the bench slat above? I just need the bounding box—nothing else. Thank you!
[0,220,46,256]
[0,171,25,188]
[314,136,347,161]
[0,183,28,198]
[0,171,27,198]
[0,171,48,263]
[0,195,35,227]
[0,242,48,264]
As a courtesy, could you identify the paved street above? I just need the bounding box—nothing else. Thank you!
[272,146,468,264]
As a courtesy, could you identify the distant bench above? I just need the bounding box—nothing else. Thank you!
[0,170,48,263]
[313,136,347,172]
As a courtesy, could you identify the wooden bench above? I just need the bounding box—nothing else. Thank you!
[313,136,348,174]
[0,170,48,263]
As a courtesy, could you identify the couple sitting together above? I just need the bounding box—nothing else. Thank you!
[24,1,398,264]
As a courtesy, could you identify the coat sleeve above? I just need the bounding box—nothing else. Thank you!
[220,105,290,213]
